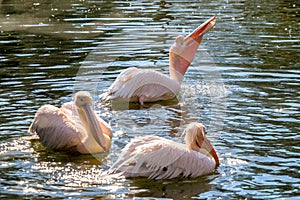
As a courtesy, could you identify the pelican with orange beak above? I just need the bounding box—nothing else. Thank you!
[101,16,217,106]
[109,122,220,179]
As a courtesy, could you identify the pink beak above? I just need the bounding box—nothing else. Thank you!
[184,16,217,46]
[202,137,220,167]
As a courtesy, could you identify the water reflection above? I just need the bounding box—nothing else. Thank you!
[0,0,119,39]
[129,176,217,199]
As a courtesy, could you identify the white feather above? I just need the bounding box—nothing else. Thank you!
[109,135,216,179]
[28,104,81,150]
[102,67,181,102]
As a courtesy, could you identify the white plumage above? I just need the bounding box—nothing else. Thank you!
[109,122,219,179]
[101,16,216,105]
[103,67,180,104]
[29,104,81,151]
[29,91,112,154]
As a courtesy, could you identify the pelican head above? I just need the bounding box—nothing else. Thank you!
[75,91,93,107]
[183,122,220,167]
[169,16,216,82]
[74,91,108,152]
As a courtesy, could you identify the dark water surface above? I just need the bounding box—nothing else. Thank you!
[1,0,299,199]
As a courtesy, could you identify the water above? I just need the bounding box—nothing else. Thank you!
[0,0,299,199]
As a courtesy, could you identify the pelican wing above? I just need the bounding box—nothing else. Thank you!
[108,67,140,96]
[109,135,215,179]
[159,149,216,179]
[28,104,81,151]
[104,67,180,101]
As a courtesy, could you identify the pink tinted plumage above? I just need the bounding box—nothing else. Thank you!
[102,67,180,104]
[109,122,219,179]
[29,91,112,154]
[29,104,81,151]
[101,17,216,105]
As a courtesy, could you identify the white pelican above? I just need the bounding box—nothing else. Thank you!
[109,122,220,179]
[101,16,216,106]
[28,91,112,154]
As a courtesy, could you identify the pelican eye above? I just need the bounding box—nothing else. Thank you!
[76,97,87,106]
[203,128,207,135]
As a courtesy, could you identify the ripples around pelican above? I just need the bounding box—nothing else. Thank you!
[0,0,299,199]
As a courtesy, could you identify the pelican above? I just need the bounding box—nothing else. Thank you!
[28,91,112,154]
[101,16,216,106]
[109,122,220,179]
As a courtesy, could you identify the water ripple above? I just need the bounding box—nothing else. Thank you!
[0,0,299,199]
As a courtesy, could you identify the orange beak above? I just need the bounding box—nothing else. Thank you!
[184,16,217,46]
[81,104,107,152]
[202,137,220,167]
[181,16,216,65]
